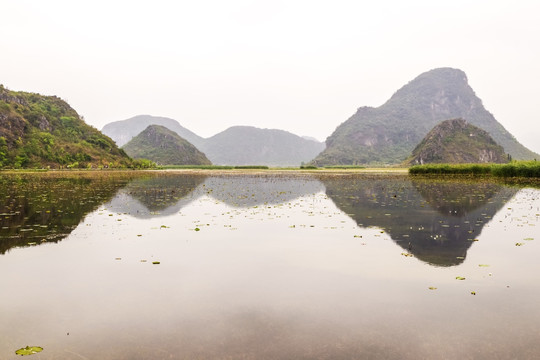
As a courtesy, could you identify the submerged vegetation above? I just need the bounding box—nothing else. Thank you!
[409,161,540,178]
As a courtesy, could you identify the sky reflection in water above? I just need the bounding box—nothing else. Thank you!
[0,172,539,359]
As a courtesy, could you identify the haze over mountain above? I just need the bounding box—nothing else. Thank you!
[103,116,325,166]
[0,85,131,168]
[199,126,325,166]
[312,68,539,166]
[102,115,204,148]
[122,125,211,166]
[406,118,508,165]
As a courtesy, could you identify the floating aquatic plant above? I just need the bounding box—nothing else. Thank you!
[15,346,43,356]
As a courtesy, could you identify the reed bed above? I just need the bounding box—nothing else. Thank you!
[409,161,540,177]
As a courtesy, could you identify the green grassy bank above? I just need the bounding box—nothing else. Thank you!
[409,161,540,177]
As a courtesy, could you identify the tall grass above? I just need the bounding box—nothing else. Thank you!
[409,161,540,178]
[491,161,540,177]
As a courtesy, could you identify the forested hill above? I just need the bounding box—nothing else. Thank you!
[0,85,132,168]
[122,125,212,165]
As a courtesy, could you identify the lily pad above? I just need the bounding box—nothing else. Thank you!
[15,346,43,356]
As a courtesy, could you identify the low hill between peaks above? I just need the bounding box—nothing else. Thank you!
[122,125,211,165]
[405,118,508,165]
[198,126,325,166]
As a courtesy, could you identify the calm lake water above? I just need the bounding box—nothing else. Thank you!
[1,171,539,359]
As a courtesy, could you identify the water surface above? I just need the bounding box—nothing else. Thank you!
[1,172,539,359]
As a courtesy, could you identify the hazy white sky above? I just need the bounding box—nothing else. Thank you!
[2,0,539,153]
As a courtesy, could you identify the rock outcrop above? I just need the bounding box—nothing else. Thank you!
[405,118,508,165]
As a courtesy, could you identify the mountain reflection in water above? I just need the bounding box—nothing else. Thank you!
[107,174,325,217]
[0,172,139,254]
[320,175,518,266]
[107,174,208,218]
[1,172,539,359]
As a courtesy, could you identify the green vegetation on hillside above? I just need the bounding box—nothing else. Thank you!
[122,125,212,165]
[0,85,141,169]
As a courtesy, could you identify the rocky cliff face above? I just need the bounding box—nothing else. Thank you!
[406,118,508,165]
[311,68,538,165]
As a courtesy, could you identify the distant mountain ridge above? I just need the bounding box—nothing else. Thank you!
[102,115,204,148]
[312,68,538,165]
[405,118,508,165]
[122,125,211,165]
[0,85,131,168]
[102,117,325,166]
[199,126,325,166]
